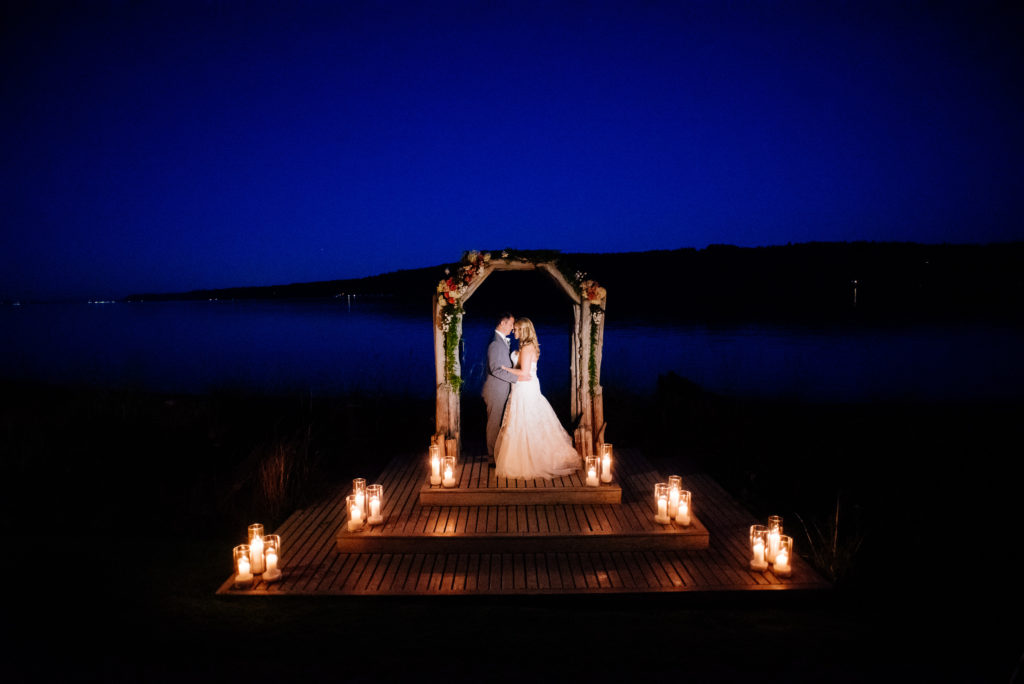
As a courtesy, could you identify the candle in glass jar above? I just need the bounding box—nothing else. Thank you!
[369,495,382,523]
[768,530,780,563]
[600,454,612,483]
[237,556,252,582]
[443,466,455,487]
[586,466,599,487]
[675,500,691,526]
[656,496,669,522]
[430,454,442,485]
[348,505,363,531]
[262,547,281,582]
[752,540,767,570]
[774,548,791,576]
[668,487,680,517]
[250,534,265,574]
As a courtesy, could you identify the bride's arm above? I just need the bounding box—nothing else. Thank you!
[502,346,535,380]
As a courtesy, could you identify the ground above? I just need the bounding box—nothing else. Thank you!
[3,381,1021,682]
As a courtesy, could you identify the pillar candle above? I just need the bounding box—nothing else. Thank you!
[654,495,670,523]
[586,467,599,487]
[250,535,265,574]
[668,486,680,517]
[751,540,768,570]
[348,504,363,532]
[675,500,691,526]
[600,455,612,483]
[774,548,791,576]
[369,495,383,524]
[236,556,252,582]
[430,455,442,485]
[768,530,780,563]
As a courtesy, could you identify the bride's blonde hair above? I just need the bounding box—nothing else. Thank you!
[514,317,539,357]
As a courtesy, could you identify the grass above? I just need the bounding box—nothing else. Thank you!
[4,378,1023,682]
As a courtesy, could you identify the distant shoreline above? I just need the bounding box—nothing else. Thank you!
[119,241,1024,322]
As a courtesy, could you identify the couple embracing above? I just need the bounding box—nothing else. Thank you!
[482,313,581,479]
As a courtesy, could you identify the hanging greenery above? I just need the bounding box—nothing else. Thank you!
[589,304,604,396]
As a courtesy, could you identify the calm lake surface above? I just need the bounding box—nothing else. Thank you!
[2,299,1022,403]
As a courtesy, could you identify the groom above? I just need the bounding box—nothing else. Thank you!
[482,312,518,465]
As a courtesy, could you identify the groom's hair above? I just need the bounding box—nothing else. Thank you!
[497,311,514,325]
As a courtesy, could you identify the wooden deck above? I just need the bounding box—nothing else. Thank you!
[340,452,706,553]
[217,449,830,595]
[419,459,622,506]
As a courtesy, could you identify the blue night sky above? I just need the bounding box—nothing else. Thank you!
[2,1,1022,300]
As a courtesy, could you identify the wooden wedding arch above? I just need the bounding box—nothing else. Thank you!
[432,254,607,459]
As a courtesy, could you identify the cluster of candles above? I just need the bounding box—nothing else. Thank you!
[653,475,691,526]
[584,443,615,487]
[749,515,792,577]
[428,444,458,488]
[346,478,385,532]
[232,523,282,589]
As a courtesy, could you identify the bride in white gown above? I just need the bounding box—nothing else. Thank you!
[493,318,582,479]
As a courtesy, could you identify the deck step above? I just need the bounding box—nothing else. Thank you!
[336,519,709,554]
[419,481,622,506]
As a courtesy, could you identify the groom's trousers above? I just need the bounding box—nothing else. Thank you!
[484,387,510,458]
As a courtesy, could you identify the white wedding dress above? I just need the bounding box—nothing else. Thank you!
[494,358,582,479]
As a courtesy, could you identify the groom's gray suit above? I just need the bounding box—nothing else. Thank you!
[482,330,518,459]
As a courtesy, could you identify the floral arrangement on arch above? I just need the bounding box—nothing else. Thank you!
[572,269,607,307]
[437,250,491,306]
[437,251,492,391]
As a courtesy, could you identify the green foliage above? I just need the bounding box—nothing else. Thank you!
[588,305,602,395]
[442,304,463,392]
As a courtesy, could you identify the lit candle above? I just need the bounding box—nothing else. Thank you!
[430,454,442,485]
[250,534,265,574]
[767,530,780,563]
[773,548,791,577]
[586,466,599,487]
[369,495,382,524]
[348,504,363,532]
[442,456,456,487]
[654,482,671,523]
[669,487,680,517]
[749,524,769,571]
[600,454,612,483]
[656,496,669,523]
[262,547,282,582]
[751,540,768,571]
[674,500,691,526]
[237,556,252,583]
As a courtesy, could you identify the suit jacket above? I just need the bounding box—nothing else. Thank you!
[482,331,517,404]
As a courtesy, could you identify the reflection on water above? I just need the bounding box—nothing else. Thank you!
[1,299,1021,403]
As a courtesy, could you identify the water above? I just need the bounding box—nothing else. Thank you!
[2,298,1022,403]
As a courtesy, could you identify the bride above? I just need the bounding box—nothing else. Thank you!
[493,317,582,479]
